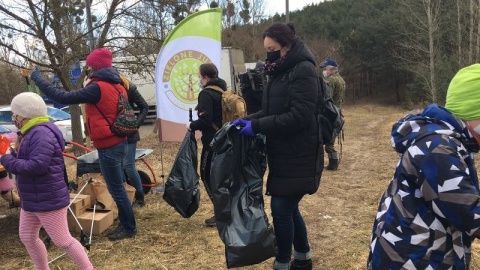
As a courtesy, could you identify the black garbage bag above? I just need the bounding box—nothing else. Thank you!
[210,124,276,268]
[163,130,200,218]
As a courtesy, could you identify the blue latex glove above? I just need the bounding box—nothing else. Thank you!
[232,118,254,137]
[30,66,42,81]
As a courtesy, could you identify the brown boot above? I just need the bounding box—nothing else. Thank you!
[1,190,20,208]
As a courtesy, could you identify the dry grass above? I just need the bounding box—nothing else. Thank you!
[2,102,480,269]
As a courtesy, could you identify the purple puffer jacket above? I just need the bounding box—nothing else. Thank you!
[0,122,69,212]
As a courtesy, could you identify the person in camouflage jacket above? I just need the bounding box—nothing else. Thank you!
[320,59,345,170]
[368,64,480,270]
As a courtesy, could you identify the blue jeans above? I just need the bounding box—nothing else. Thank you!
[124,142,144,196]
[271,195,310,264]
[97,141,136,232]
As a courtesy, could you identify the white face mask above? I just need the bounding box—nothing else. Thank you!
[198,78,204,89]
[322,70,328,78]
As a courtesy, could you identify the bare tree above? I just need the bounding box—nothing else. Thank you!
[394,0,442,103]
[115,1,204,82]
[213,0,265,28]
[458,0,463,66]
[469,0,474,63]
[477,0,480,62]
[426,0,440,102]
[0,0,167,145]
[219,0,266,61]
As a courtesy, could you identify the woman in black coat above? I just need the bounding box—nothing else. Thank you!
[120,75,149,207]
[233,23,323,270]
[187,63,226,227]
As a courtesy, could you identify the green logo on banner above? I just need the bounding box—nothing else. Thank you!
[162,50,212,104]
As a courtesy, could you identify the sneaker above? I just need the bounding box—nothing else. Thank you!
[289,259,312,270]
[132,199,145,208]
[106,224,123,237]
[204,216,216,227]
[133,194,145,208]
[107,228,137,241]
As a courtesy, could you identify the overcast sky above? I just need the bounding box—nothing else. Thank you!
[264,0,324,16]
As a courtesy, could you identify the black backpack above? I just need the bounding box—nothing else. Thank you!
[286,65,344,145]
[317,76,344,145]
[239,68,266,114]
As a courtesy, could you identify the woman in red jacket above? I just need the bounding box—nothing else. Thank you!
[30,48,137,241]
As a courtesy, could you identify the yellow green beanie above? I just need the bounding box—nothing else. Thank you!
[445,63,480,120]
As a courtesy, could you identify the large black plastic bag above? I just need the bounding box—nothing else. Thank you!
[210,124,276,268]
[163,130,200,218]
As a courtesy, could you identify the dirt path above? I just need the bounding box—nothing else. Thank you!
[300,104,406,269]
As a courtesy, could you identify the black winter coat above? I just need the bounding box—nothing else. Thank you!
[126,83,149,143]
[189,78,227,145]
[248,38,323,197]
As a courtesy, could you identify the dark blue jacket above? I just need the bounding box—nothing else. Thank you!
[368,104,480,270]
[31,67,123,105]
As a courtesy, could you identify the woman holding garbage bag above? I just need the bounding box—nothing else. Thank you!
[186,63,226,227]
[233,23,323,270]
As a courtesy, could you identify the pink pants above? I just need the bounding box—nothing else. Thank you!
[19,207,93,270]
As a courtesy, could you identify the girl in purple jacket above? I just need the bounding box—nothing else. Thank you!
[0,92,94,270]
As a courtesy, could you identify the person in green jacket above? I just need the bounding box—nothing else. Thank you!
[320,59,345,170]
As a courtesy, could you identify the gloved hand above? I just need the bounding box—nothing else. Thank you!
[232,118,254,137]
[30,66,42,81]
[186,122,191,130]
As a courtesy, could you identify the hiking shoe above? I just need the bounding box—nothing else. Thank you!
[106,224,123,237]
[204,216,216,227]
[289,259,312,270]
[107,228,137,241]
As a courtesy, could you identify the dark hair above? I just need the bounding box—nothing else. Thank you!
[199,63,219,79]
[263,23,296,48]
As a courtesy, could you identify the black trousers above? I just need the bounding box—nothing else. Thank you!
[200,144,214,203]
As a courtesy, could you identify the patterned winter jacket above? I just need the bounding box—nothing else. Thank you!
[368,104,480,270]
[326,73,345,108]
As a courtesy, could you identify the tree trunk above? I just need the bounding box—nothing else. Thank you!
[458,0,463,66]
[469,0,474,63]
[477,0,480,62]
[426,0,437,102]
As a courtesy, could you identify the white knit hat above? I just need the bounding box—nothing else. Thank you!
[11,92,47,119]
